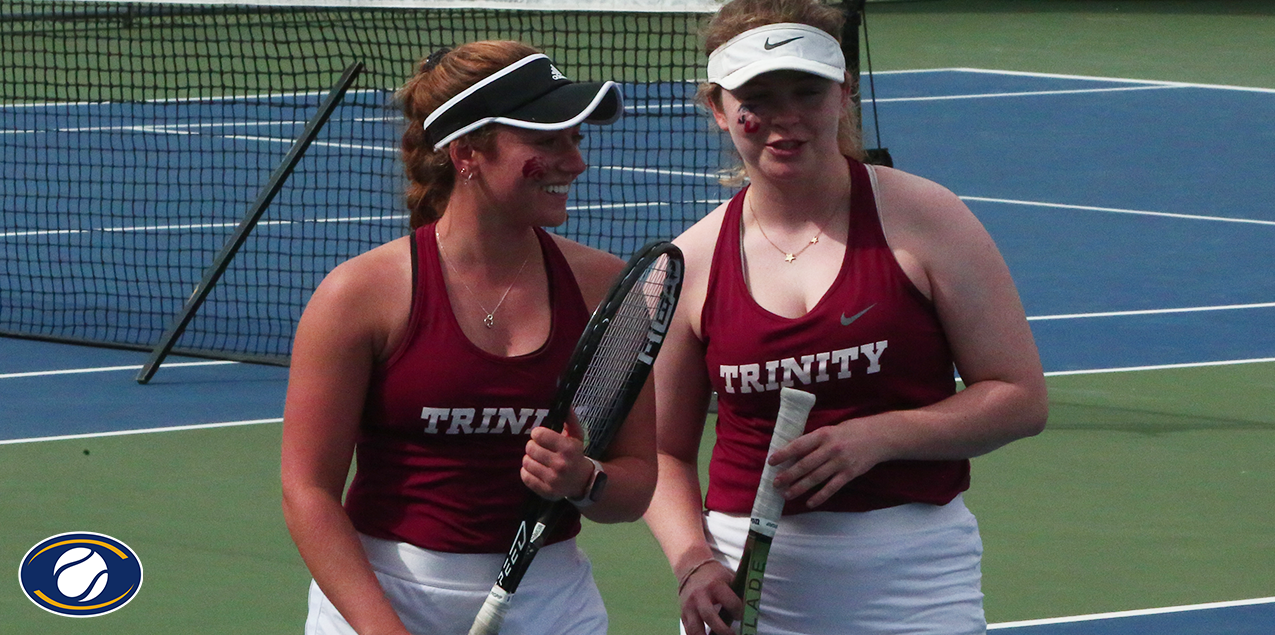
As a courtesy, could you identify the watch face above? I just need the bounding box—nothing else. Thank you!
[589,470,609,501]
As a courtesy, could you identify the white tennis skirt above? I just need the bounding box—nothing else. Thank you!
[690,495,986,635]
[306,534,606,635]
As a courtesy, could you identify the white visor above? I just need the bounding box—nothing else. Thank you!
[706,23,846,90]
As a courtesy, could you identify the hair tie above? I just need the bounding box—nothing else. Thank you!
[422,47,451,73]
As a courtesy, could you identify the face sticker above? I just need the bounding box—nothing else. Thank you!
[737,105,761,134]
[522,157,547,180]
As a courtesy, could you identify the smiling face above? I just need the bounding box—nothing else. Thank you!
[466,125,587,227]
[712,70,850,182]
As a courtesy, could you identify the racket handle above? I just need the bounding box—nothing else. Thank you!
[750,387,814,525]
[708,561,747,634]
[711,609,735,635]
[468,585,512,635]
[710,388,814,635]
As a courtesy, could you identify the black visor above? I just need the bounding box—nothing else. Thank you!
[423,54,623,149]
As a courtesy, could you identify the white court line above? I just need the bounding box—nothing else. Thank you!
[868,68,1275,94]
[0,360,237,380]
[873,84,1181,104]
[941,67,1275,94]
[989,596,1275,629]
[2,214,404,239]
[1029,302,1275,322]
[3,221,243,238]
[2,228,85,238]
[626,102,700,113]
[49,121,305,135]
[308,139,397,153]
[311,214,406,223]
[570,201,668,211]
[0,418,283,446]
[1044,357,1275,378]
[0,88,382,110]
[568,197,729,212]
[5,118,377,137]
[596,164,720,180]
[962,196,1275,227]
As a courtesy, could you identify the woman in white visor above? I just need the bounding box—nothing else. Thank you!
[283,40,655,635]
[643,1,1047,634]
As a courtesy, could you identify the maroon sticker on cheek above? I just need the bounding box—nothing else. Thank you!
[737,107,760,134]
[522,157,547,180]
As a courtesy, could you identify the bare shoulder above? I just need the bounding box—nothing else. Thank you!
[672,202,729,286]
[870,165,1000,263]
[549,234,626,309]
[314,236,412,305]
[662,201,730,336]
[871,165,972,229]
[301,236,412,357]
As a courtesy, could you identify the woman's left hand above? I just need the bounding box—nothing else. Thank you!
[767,418,889,508]
[522,414,594,500]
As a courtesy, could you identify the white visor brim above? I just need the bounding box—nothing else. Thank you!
[707,23,846,90]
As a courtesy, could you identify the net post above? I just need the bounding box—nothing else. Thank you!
[839,0,892,167]
[135,62,365,384]
[841,0,864,129]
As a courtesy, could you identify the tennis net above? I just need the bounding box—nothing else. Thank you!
[0,0,735,366]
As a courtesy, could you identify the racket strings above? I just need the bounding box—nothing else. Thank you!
[571,256,675,455]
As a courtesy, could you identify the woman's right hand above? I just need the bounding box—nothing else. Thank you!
[679,559,742,635]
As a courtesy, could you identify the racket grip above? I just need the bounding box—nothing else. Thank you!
[709,565,747,635]
[752,387,815,517]
[712,608,736,635]
[711,388,814,635]
[714,558,749,627]
[468,585,512,635]
[771,387,815,451]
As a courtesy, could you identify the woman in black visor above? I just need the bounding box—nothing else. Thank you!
[282,40,654,635]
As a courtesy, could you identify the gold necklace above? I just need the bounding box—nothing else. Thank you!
[436,229,532,328]
[748,193,838,264]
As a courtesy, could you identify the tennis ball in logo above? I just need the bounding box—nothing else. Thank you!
[20,532,143,617]
[54,547,109,602]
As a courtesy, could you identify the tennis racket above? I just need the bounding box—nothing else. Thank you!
[715,387,815,635]
[468,240,684,635]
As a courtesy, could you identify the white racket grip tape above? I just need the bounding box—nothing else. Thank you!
[469,584,513,635]
[749,387,815,537]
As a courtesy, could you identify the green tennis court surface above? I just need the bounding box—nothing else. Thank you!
[2,362,1272,633]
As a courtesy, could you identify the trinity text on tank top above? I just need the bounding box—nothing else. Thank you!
[701,159,969,515]
[345,224,590,553]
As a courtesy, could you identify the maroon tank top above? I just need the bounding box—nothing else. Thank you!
[345,224,590,553]
[701,159,969,515]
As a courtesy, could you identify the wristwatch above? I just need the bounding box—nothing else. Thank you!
[567,457,608,508]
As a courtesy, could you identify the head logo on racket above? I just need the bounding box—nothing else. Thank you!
[637,255,683,366]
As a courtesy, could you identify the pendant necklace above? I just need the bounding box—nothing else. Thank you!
[436,229,531,328]
[748,193,838,264]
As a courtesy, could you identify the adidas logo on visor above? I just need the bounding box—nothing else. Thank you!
[422,54,623,149]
